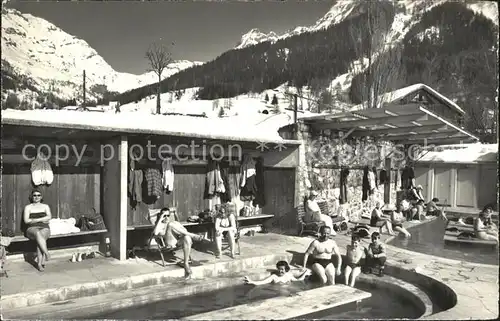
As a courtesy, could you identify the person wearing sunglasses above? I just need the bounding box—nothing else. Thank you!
[23,189,52,271]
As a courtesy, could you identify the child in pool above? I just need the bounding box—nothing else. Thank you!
[243,261,311,285]
[344,235,365,287]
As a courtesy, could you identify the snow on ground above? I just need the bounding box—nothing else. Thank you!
[418,143,498,163]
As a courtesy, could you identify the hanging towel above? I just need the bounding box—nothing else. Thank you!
[162,159,174,193]
[31,153,54,186]
[145,168,162,199]
[239,154,256,188]
[362,166,370,201]
[220,161,232,203]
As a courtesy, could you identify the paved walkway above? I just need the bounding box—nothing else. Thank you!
[1,219,498,320]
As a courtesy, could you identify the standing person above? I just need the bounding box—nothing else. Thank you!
[344,235,365,287]
[302,226,342,285]
[370,201,395,235]
[391,204,411,238]
[365,232,387,276]
[305,191,335,234]
[23,189,52,271]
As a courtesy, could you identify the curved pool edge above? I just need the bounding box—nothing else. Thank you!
[380,244,498,319]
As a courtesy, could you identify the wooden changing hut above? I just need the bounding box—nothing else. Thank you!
[1,110,301,260]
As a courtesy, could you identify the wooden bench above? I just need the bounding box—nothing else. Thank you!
[10,229,108,243]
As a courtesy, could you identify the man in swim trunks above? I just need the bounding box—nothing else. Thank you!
[344,235,365,287]
[302,226,342,284]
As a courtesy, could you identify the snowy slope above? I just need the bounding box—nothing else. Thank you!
[1,8,202,101]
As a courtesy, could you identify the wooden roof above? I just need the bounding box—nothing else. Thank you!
[301,104,479,145]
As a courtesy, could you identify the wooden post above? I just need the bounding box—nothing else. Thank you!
[118,136,128,260]
[384,156,392,204]
[293,94,298,124]
[83,70,86,108]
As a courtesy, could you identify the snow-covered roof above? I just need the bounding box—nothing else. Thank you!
[350,83,466,115]
[417,143,498,164]
[1,109,301,145]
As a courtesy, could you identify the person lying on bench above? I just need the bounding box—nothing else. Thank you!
[214,204,237,259]
[305,191,335,235]
[344,235,365,287]
[365,232,386,276]
[243,261,311,285]
[23,189,52,272]
[157,208,204,279]
[302,226,342,285]
[474,212,498,245]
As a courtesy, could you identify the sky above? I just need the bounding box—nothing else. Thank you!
[8,0,334,75]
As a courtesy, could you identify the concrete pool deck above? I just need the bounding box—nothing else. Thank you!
[1,219,498,319]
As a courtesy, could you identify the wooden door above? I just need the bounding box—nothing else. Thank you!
[434,167,451,206]
[262,168,296,232]
[456,166,477,207]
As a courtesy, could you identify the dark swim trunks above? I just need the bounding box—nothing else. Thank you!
[347,262,361,269]
[313,258,333,268]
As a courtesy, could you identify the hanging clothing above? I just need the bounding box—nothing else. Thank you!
[362,166,370,201]
[379,169,389,185]
[145,168,162,199]
[128,169,144,204]
[374,169,378,188]
[401,166,415,190]
[395,169,400,190]
[253,157,266,207]
[31,154,54,186]
[162,159,174,193]
[339,168,349,205]
[205,159,226,198]
[368,170,376,192]
[240,155,257,202]
[219,161,232,203]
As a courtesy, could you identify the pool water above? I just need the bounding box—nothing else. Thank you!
[389,219,499,265]
[296,282,422,320]
[90,280,421,320]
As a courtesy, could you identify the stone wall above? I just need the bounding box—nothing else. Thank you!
[284,122,402,222]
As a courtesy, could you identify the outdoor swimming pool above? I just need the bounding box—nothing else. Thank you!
[389,219,499,265]
[90,279,422,319]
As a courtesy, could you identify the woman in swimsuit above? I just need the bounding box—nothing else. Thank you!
[344,235,365,287]
[23,189,52,271]
[214,204,237,259]
[244,261,311,285]
[302,226,342,285]
[474,212,498,245]
[391,204,411,238]
[370,201,395,235]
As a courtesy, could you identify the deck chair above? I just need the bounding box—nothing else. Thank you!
[317,201,348,232]
[134,210,192,267]
[297,204,324,237]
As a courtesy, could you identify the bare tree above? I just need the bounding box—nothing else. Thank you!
[146,41,174,114]
[347,1,404,109]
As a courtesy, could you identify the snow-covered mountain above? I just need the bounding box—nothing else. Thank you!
[236,0,498,49]
[1,7,202,103]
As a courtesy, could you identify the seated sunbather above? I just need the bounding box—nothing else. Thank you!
[474,212,498,245]
[365,232,386,276]
[244,261,311,285]
[370,201,394,235]
[391,204,411,238]
[426,198,447,221]
[305,191,335,235]
[214,204,237,259]
[155,208,204,279]
[482,206,497,231]
[344,235,365,287]
[303,226,342,284]
[409,185,425,202]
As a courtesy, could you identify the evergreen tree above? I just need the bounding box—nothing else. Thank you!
[264,93,269,102]
[271,94,278,105]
